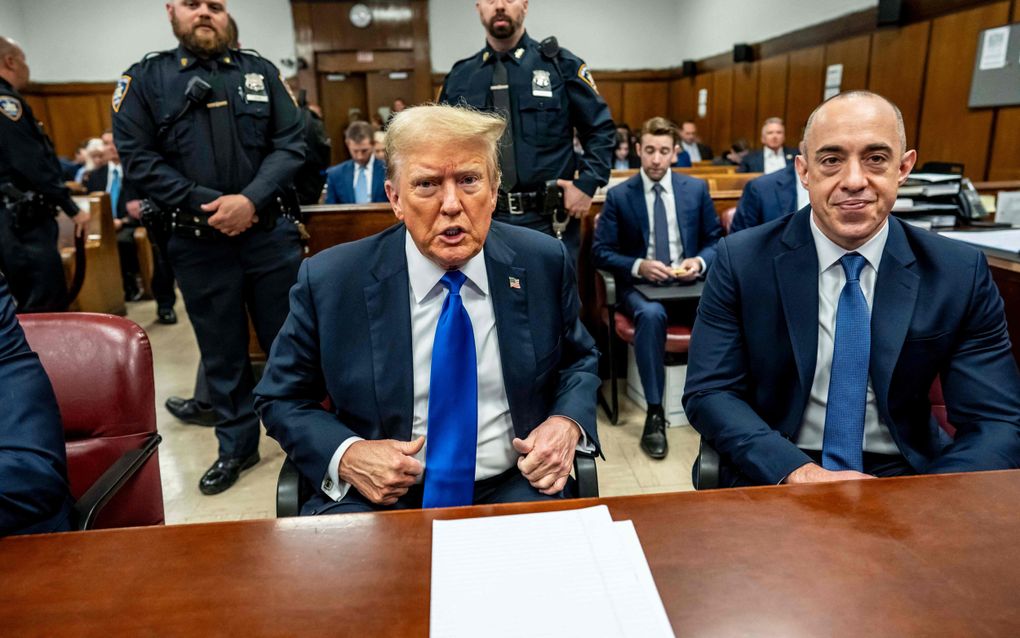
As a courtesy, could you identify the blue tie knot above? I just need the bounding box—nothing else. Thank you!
[840,253,866,282]
[441,271,467,296]
[652,182,664,196]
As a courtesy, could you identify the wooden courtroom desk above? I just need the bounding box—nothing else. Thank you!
[1,471,1018,636]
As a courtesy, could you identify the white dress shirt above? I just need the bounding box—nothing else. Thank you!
[796,213,899,455]
[322,234,591,501]
[763,147,787,174]
[681,141,702,163]
[630,169,706,277]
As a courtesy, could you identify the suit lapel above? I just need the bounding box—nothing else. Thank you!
[870,219,919,418]
[364,226,414,440]
[484,224,533,435]
[776,167,797,218]
[672,173,694,258]
[775,209,819,397]
[627,176,650,248]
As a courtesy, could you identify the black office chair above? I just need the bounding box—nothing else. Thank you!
[277,451,600,517]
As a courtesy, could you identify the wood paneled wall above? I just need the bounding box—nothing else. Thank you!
[21,83,116,159]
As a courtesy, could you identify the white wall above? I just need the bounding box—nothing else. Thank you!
[429,0,879,72]
[0,2,26,45]
[16,0,297,83]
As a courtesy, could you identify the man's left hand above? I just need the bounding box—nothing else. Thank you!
[512,416,582,495]
[676,257,701,282]
[556,179,593,219]
[203,194,258,237]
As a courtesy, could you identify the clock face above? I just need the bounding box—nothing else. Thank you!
[350,3,372,29]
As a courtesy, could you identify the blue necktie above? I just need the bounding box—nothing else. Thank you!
[423,271,478,508]
[109,166,121,217]
[354,164,369,204]
[822,253,870,472]
[652,183,671,266]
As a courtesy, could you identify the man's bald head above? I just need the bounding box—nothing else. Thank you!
[803,91,906,155]
[0,37,29,90]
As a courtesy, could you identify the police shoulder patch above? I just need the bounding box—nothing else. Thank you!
[577,64,598,94]
[0,96,22,121]
[112,75,132,113]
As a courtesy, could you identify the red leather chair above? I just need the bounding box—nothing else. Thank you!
[20,313,164,530]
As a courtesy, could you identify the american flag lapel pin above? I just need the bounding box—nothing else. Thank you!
[508,276,521,289]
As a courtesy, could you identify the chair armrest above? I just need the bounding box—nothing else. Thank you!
[692,437,720,491]
[596,268,617,307]
[573,450,599,498]
[74,433,162,530]
[276,457,303,518]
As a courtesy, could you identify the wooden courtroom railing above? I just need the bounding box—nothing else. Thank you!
[59,193,126,315]
[303,203,398,257]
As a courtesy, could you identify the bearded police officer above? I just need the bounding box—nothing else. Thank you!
[0,37,90,312]
[439,0,614,262]
[113,0,306,495]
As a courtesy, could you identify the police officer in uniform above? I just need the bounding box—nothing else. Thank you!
[113,0,306,495]
[0,37,90,312]
[439,0,614,262]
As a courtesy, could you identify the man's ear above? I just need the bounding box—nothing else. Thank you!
[385,180,403,221]
[898,149,917,184]
[795,154,809,187]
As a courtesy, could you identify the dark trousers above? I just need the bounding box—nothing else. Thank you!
[495,211,580,267]
[0,211,67,312]
[168,220,302,459]
[305,466,571,516]
[115,224,140,295]
[149,240,177,310]
[621,287,697,406]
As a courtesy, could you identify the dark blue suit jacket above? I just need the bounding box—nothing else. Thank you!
[683,208,1020,486]
[324,158,387,204]
[0,275,73,536]
[729,164,798,233]
[592,172,723,286]
[737,146,799,173]
[254,222,600,512]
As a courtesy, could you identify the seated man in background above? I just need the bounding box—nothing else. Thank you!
[738,117,798,174]
[255,105,600,514]
[0,273,74,536]
[679,120,712,162]
[592,117,722,460]
[324,121,387,205]
[728,162,807,233]
[713,138,749,167]
[684,91,1020,487]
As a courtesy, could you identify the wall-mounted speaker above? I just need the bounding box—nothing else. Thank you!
[682,60,697,77]
[877,0,903,26]
[733,44,753,63]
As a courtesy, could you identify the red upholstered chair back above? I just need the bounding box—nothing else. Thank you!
[19,313,165,529]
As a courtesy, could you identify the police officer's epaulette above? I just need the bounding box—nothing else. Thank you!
[239,48,264,59]
[539,37,561,60]
[142,50,173,62]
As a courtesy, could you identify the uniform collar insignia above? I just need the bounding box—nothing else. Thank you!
[514,48,524,60]
[482,51,490,62]
[180,57,188,67]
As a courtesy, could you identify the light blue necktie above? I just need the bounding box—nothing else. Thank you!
[354,164,369,204]
[652,183,671,266]
[109,166,121,217]
[822,253,870,472]
[423,271,478,508]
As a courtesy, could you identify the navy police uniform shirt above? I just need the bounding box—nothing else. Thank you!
[439,32,614,197]
[112,45,305,215]
[0,78,79,218]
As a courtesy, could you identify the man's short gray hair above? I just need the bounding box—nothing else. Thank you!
[384,104,506,184]
[803,90,907,153]
[761,117,784,134]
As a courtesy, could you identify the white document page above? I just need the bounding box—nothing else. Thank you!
[941,229,1020,254]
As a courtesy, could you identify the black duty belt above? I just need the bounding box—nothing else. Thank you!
[496,190,546,216]
[168,194,300,239]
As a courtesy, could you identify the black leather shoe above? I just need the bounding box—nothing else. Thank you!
[125,287,143,302]
[640,407,668,459]
[165,396,217,427]
[199,452,260,495]
[157,307,178,324]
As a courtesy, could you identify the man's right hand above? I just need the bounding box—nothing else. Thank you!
[638,259,674,283]
[72,211,91,238]
[784,462,874,484]
[338,436,425,505]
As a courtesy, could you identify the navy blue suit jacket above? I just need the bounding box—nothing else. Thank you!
[0,275,73,536]
[324,158,387,204]
[737,146,799,173]
[683,208,1020,486]
[729,164,797,233]
[592,172,723,286]
[254,222,600,511]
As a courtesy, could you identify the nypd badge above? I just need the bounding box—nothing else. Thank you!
[577,64,598,94]
[244,73,265,92]
[0,96,22,121]
[111,75,131,113]
[532,69,552,98]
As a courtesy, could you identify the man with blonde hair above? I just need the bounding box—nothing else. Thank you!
[256,104,600,514]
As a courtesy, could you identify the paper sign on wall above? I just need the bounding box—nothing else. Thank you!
[979,26,1010,70]
[697,88,708,118]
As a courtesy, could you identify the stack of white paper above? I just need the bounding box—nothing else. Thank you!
[430,506,674,638]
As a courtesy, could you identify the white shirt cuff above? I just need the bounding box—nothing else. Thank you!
[695,256,707,276]
[322,436,365,502]
[630,258,643,278]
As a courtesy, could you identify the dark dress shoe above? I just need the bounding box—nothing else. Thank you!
[125,287,143,302]
[157,307,178,324]
[640,408,668,459]
[165,396,218,426]
[199,452,260,495]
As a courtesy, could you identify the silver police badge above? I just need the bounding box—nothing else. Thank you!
[0,96,22,121]
[532,69,552,98]
[244,73,266,92]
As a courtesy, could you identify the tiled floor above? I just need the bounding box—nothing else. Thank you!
[128,298,699,525]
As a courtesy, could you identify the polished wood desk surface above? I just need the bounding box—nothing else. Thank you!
[2,471,1018,637]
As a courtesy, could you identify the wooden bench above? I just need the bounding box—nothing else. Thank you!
[59,193,126,315]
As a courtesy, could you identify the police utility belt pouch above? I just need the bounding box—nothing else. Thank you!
[0,185,58,232]
[496,182,563,217]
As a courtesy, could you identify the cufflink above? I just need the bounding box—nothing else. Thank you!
[323,478,334,490]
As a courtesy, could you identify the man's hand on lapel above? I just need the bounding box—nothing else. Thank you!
[513,417,582,495]
[339,436,425,505]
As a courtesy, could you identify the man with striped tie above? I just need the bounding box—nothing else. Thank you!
[256,104,600,514]
[324,121,387,205]
[683,91,1020,487]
